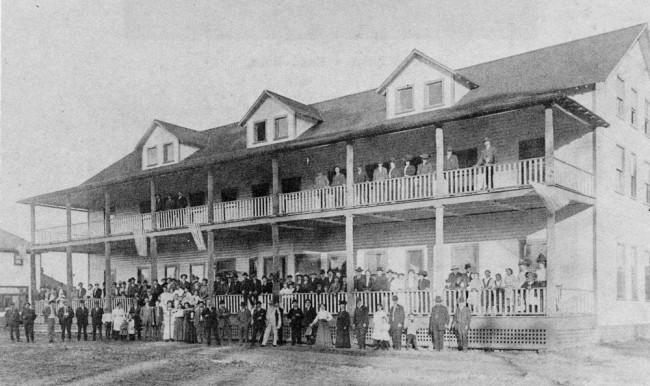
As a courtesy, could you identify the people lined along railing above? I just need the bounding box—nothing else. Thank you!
[555,287,595,315]
[33,297,137,318]
[155,205,208,230]
[213,196,273,222]
[445,288,546,316]
[279,185,346,214]
[353,173,437,206]
[444,157,545,195]
[554,158,594,196]
[214,292,349,314]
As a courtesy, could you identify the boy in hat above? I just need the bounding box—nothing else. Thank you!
[452,297,471,351]
[76,299,89,341]
[404,313,418,350]
[429,295,449,351]
[287,299,304,346]
[236,301,252,345]
[22,302,36,343]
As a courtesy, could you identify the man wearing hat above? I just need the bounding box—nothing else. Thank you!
[429,296,449,351]
[262,299,282,347]
[76,299,89,341]
[476,137,497,189]
[417,153,434,196]
[402,155,416,176]
[22,302,36,343]
[217,299,232,345]
[353,298,369,349]
[57,299,75,342]
[443,145,459,171]
[417,271,430,290]
[353,267,364,292]
[353,165,368,183]
[452,297,471,351]
[287,299,304,346]
[417,153,434,175]
[250,301,266,347]
[446,266,461,289]
[43,299,57,343]
[372,268,388,291]
[180,274,191,290]
[236,301,252,345]
[5,302,21,342]
[372,162,388,181]
[388,295,405,350]
[240,272,255,307]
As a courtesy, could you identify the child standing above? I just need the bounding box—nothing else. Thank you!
[128,315,136,340]
[120,316,129,341]
[404,313,418,350]
[102,307,113,341]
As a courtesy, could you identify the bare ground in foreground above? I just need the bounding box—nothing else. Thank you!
[1,333,649,385]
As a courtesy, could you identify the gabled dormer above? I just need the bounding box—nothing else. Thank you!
[239,90,323,148]
[377,49,479,119]
[137,120,206,170]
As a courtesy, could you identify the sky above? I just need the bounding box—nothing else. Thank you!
[1,0,650,283]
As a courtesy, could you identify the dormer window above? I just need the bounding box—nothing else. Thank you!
[147,146,158,166]
[254,121,267,143]
[274,116,288,139]
[425,80,444,108]
[163,143,174,163]
[396,85,414,114]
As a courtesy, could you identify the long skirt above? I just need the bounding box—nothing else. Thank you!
[173,318,184,341]
[184,322,196,343]
[314,320,333,348]
[335,327,351,348]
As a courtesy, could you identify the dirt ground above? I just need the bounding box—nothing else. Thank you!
[1,333,649,385]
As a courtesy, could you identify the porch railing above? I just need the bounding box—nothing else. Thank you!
[34,221,106,244]
[555,287,594,315]
[155,205,208,230]
[279,185,346,214]
[444,157,545,195]
[213,196,273,222]
[33,297,137,319]
[353,174,437,206]
[554,159,594,196]
[445,288,547,316]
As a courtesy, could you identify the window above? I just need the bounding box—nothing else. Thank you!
[631,89,638,127]
[220,187,238,202]
[264,256,286,278]
[251,183,270,198]
[646,161,650,204]
[274,116,288,139]
[14,253,23,266]
[164,264,179,279]
[249,258,258,279]
[190,263,205,281]
[616,76,625,117]
[254,121,267,143]
[396,85,414,113]
[616,145,625,194]
[617,244,626,300]
[147,146,157,166]
[631,247,638,301]
[295,254,321,275]
[425,80,444,108]
[455,148,478,169]
[328,253,345,271]
[137,267,150,283]
[645,100,649,135]
[406,249,424,272]
[644,251,650,301]
[216,259,236,274]
[281,177,301,193]
[163,143,174,163]
[364,251,388,272]
[451,244,479,272]
[631,153,637,198]
[519,138,545,160]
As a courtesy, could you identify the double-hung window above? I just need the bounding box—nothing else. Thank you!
[631,153,637,198]
[425,80,444,108]
[646,161,650,204]
[254,121,267,143]
[617,243,626,300]
[645,100,650,135]
[631,89,638,127]
[396,85,414,113]
[163,143,174,163]
[616,76,625,118]
[147,147,157,166]
[274,116,288,139]
[616,145,625,194]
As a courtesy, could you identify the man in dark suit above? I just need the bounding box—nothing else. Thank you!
[216,300,232,345]
[203,301,218,346]
[91,302,103,340]
[77,283,87,299]
[76,300,89,341]
[93,283,103,299]
[58,300,75,342]
[361,270,374,291]
[251,301,266,347]
[152,299,164,341]
[476,137,497,189]
[287,300,304,346]
[353,298,369,349]
[6,302,22,342]
[443,146,459,171]
[302,299,317,345]
[240,273,255,307]
[452,297,471,351]
[429,296,450,351]
[22,303,36,343]
[353,267,364,292]
[417,271,431,290]
[388,295,405,350]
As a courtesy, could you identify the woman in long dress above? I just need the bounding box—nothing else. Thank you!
[371,303,390,350]
[310,303,333,348]
[112,302,126,341]
[162,301,174,341]
[335,300,351,348]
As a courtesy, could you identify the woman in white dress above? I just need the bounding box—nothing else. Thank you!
[310,303,333,348]
[112,302,126,341]
[162,300,174,341]
[467,272,480,313]
[371,303,390,350]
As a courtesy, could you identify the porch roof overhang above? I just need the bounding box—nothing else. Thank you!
[19,90,608,209]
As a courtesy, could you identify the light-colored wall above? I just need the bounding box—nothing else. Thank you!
[245,98,316,148]
[0,252,33,299]
[141,125,198,170]
[593,40,650,326]
[384,58,469,119]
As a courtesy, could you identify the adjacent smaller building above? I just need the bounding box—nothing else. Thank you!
[0,228,38,308]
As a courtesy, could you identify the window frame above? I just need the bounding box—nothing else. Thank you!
[164,264,180,280]
[630,153,637,198]
[190,263,206,282]
[274,115,289,140]
[405,247,427,273]
[395,85,414,114]
[644,250,650,302]
[216,259,236,274]
[137,266,150,283]
[162,142,174,164]
[424,79,444,109]
[616,145,625,194]
[616,76,625,119]
[617,243,626,301]
[147,146,158,166]
[644,99,650,136]
[14,253,23,266]
[253,120,267,143]
[630,88,638,127]
[631,246,638,301]
[645,161,650,205]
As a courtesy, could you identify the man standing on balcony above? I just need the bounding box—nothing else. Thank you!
[417,153,434,174]
[241,272,254,307]
[476,138,497,190]
[354,165,368,183]
[444,146,459,171]
[403,155,416,176]
[353,267,364,292]
[353,298,369,349]
[372,162,388,181]
[417,271,430,290]
[388,159,403,179]
[452,297,471,351]
[93,283,102,299]
[177,191,189,208]
[429,296,449,351]
[77,283,87,299]
[389,295,405,350]
[154,193,164,211]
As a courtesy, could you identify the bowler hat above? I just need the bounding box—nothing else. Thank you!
[181,274,188,279]
[420,153,430,159]
[339,299,347,305]
[419,270,428,277]
[435,296,443,303]
[355,267,363,272]
[392,295,398,301]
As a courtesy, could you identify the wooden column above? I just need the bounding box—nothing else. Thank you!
[345,214,355,311]
[150,236,158,282]
[271,223,280,278]
[65,194,73,299]
[29,204,37,300]
[207,230,215,296]
[104,191,111,236]
[545,104,555,184]
[433,205,445,295]
[435,127,445,195]
[207,169,215,222]
[346,141,354,206]
[104,241,112,309]
[272,158,280,215]
[546,211,557,315]
[150,179,157,230]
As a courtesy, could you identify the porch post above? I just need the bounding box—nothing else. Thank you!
[150,236,158,282]
[207,169,214,222]
[104,190,111,236]
[104,241,112,309]
[272,158,280,215]
[150,179,157,230]
[546,211,557,315]
[345,214,355,311]
[346,141,354,206]
[434,205,445,297]
[207,230,215,296]
[30,204,37,300]
[271,223,280,279]
[435,127,445,195]
[65,193,73,299]
[545,104,555,184]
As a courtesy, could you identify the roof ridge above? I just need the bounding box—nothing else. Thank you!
[459,23,647,71]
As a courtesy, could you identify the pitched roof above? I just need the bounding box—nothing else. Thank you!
[0,228,28,251]
[239,90,323,126]
[22,24,645,207]
[134,120,208,150]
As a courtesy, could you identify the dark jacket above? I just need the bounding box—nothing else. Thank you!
[429,304,449,331]
[353,305,369,328]
[252,308,266,328]
[388,304,405,329]
[303,306,316,327]
[57,306,75,325]
[287,307,304,327]
[6,307,22,326]
[22,308,36,325]
[203,307,218,327]
[240,278,255,295]
[75,306,89,326]
[91,307,104,325]
[217,306,231,326]
[237,308,252,326]
[453,306,472,330]
[93,288,103,299]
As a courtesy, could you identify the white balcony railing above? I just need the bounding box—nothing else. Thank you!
[554,159,594,196]
[555,287,594,315]
[444,288,547,316]
[279,185,346,214]
[35,221,105,244]
[444,157,545,195]
[155,205,208,230]
[213,196,272,222]
[353,173,437,206]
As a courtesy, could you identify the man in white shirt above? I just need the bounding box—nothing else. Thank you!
[262,300,282,347]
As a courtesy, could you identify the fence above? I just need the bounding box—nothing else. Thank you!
[155,206,208,230]
[352,174,437,206]
[279,185,346,214]
[444,288,547,316]
[213,196,273,222]
[444,157,545,195]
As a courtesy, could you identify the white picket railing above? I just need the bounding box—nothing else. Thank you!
[444,157,545,195]
[213,196,273,222]
[279,185,346,214]
[155,205,208,230]
[554,159,594,196]
[34,226,68,244]
[444,288,547,316]
[555,287,594,315]
[34,221,105,244]
[111,213,147,235]
[353,174,437,206]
